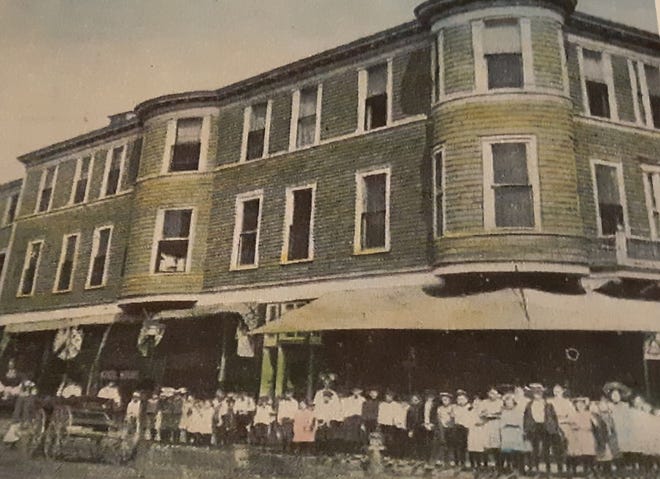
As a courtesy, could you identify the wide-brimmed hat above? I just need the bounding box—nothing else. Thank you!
[573,397,590,406]
[439,392,453,399]
[603,382,632,399]
[456,389,468,398]
[527,383,546,396]
[351,386,363,394]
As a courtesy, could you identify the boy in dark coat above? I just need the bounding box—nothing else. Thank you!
[523,383,560,474]
[406,394,425,459]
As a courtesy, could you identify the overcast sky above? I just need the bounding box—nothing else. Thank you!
[0,0,657,182]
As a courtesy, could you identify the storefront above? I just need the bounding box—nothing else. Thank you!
[253,286,660,401]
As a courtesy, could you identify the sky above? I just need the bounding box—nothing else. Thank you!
[0,0,658,183]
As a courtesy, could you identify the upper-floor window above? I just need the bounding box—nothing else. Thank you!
[87,226,113,288]
[358,62,392,132]
[643,64,660,129]
[483,19,523,89]
[282,185,315,263]
[18,240,43,297]
[242,102,271,162]
[154,208,193,274]
[355,168,391,253]
[170,118,203,172]
[3,193,18,225]
[432,149,444,238]
[0,251,5,280]
[643,166,660,240]
[581,49,613,119]
[71,155,92,205]
[231,192,263,269]
[591,160,626,236]
[102,146,125,197]
[36,166,57,213]
[483,137,539,230]
[54,233,79,293]
[290,86,322,150]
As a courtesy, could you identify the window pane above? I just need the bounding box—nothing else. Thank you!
[0,253,5,276]
[97,229,111,257]
[583,49,605,81]
[650,95,660,129]
[156,239,189,273]
[163,210,192,239]
[44,167,56,186]
[288,189,313,260]
[239,233,257,265]
[645,65,660,96]
[299,88,317,118]
[22,243,41,295]
[297,116,317,148]
[586,81,611,118]
[365,94,387,130]
[492,143,528,184]
[73,178,88,204]
[176,118,203,144]
[362,211,386,249]
[595,164,621,206]
[487,53,523,89]
[483,19,521,54]
[364,174,387,213]
[494,186,534,228]
[38,188,52,212]
[247,130,265,160]
[6,194,18,223]
[171,143,201,171]
[242,199,260,232]
[250,103,268,131]
[57,260,73,291]
[105,170,120,196]
[80,156,91,178]
[90,256,106,287]
[367,64,388,97]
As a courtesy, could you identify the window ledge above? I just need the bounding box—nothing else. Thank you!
[353,248,390,256]
[84,284,106,291]
[53,289,73,295]
[229,264,259,272]
[16,294,34,299]
[280,258,314,266]
[19,190,133,222]
[577,115,660,136]
[151,271,192,276]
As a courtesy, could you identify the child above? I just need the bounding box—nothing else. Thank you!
[499,393,525,475]
[436,392,455,467]
[252,395,275,446]
[362,388,380,441]
[592,399,618,476]
[277,389,299,453]
[220,397,238,446]
[293,400,316,454]
[179,391,194,444]
[378,390,400,457]
[467,396,486,471]
[159,388,182,444]
[481,387,503,470]
[144,390,161,441]
[567,397,596,475]
[341,387,365,453]
[452,390,471,469]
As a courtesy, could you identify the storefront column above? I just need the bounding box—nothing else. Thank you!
[306,341,315,403]
[85,323,113,395]
[217,320,230,385]
[274,345,287,398]
[259,347,275,397]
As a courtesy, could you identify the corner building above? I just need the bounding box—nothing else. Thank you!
[1,0,660,402]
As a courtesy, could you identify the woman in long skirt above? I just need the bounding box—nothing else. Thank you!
[567,398,596,475]
[480,388,503,469]
[467,397,486,470]
[293,401,316,454]
[499,394,526,475]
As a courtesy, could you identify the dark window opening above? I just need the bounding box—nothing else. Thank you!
[287,188,313,261]
[365,64,388,131]
[73,156,91,204]
[105,147,123,196]
[361,173,387,250]
[246,103,268,161]
[156,209,192,274]
[21,242,41,295]
[89,228,111,287]
[487,53,523,89]
[586,81,611,119]
[55,235,77,292]
[6,194,18,224]
[595,164,624,236]
[491,142,534,228]
[170,118,202,172]
[238,199,260,266]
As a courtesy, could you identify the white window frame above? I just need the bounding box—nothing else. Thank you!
[161,116,211,174]
[17,239,44,297]
[281,183,316,264]
[433,30,444,102]
[590,159,629,238]
[69,155,94,205]
[53,233,80,293]
[86,225,113,289]
[100,145,127,198]
[357,59,394,133]
[577,46,619,121]
[482,135,541,231]
[150,207,196,275]
[2,193,19,226]
[432,146,446,238]
[240,101,273,162]
[288,85,323,151]
[230,190,264,270]
[0,249,6,279]
[354,166,391,254]
[472,17,534,93]
[642,164,660,241]
[634,61,660,129]
[35,165,58,214]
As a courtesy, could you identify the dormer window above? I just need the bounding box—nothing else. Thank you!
[483,19,523,89]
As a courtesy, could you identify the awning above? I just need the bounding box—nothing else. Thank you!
[251,287,660,334]
[153,303,253,321]
[1,308,128,334]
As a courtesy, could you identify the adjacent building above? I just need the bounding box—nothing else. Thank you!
[1,0,660,402]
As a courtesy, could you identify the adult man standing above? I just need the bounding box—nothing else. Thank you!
[421,389,438,461]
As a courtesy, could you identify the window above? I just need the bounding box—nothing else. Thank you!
[291,86,321,149]
[0,251,5,278]
[362,63,389,131]
[103,146,125,197]
[483,137,539,229]
[231,192,263,268]
[87,226,112,288]
[643,167,660,240]
[54,234,79,292]
[3,193,18,225]
[355,169,390,252]
[71,156,92,205]
[18,240,43,296]
[283,185,315,262]
[170,118,203,172]
[432,149,444,237]
[483,19,523,89]
[582,49,611,119]
[36,166,56,213]
[644,64,660,129]
[243,102,270,161]
[592,161,625,236]
[154,209,193,273]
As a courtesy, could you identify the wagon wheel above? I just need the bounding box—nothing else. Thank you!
[22,408,47,458]
[43,407,70,460]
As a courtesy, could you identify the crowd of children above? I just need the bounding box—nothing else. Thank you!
[120,375,660,476]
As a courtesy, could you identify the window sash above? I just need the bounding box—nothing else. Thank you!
[494,185,535,228]
[583,50,605,81]
[645,65,660,96]
[367,64,388,97]
[37,188,52,213]
[156,239,189,273]
[486,53,524,89]
[235,197,261,267]
[4,194,18,224]
[433,151,444,237]
[483,19,521,55]
[38,166,56,212]
[365,94,388,130]
[105,147,124,196]
[170,143,201,171]
[246,129,265,161]
[361,210,387,250]
[359,173,388,250]
[162,210,192,239]
[299,88,317,118]
[296,115,317,148]
[0,253,5,277]
[594,164,624,236]
[55,235,77,292]
[586,81,611,118]
[89,228,111,287]
[286,188,313,261]
[20,242,42,296]
[250,104,268,132]
[175,118,203,144]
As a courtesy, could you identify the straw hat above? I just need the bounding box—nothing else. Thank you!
[603,382,632,399]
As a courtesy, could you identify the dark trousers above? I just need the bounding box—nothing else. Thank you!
[433,426,454,464]
[528,423,551,472]
[381,425,399,457]
[452,425,468,466]
[279,419,294,452]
